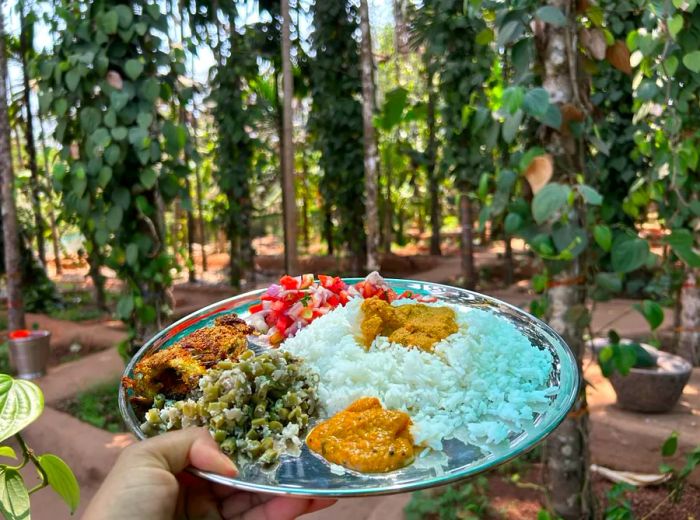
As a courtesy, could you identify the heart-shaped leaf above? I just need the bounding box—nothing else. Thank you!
[124,59,144,81]
[0,375,44,443]
[38,454,80,513]
[0,468,29,520]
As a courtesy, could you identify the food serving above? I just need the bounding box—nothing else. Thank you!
[123,272,560,482]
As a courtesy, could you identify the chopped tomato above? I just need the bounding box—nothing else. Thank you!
[279,275,299,290]
[318,275,333,288]
[271,300,287,312]
[248,303,264,314]
[327,294,340,307]
[300,307,314,321]
[300,274,314,289]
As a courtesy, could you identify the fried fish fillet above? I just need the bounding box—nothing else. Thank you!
[123,315,254,404]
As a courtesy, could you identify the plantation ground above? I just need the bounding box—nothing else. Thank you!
[3,246,699,519]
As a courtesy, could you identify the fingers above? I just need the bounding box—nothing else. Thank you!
[219,492,336,520]
[123,427,237,477]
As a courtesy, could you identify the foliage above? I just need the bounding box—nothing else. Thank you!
[38,0,190,353]
[0,375,79,517]
[210,23,258,287]
[404,476,490,520]
[0,343,9,375]
[659,431,700,503]
[604,482,635,520]
[309,0,366,261]
[598,338,656,378]
[628,1,700,268]
[57,380,124,433]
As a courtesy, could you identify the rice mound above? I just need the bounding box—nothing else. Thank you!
[280,297,555,459]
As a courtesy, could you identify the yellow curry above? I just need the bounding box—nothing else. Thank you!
[360,297,458,352]
[306,397,415,473]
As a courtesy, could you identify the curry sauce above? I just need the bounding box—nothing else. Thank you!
[360,297,458,352]
[306,397,415,473]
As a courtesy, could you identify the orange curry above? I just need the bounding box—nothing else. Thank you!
[360,297,458,352]
[306,397,415,473]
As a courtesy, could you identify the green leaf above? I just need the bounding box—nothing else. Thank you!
[536,104,562,129]
[502,110,523,143]
[502,86,524,114]
[532,183,571,224]
[662,432,678,457]
[80,107,101,133]
[475,28,494,45]
[126,243,139,266]
[380,88,408,130]
[504,213,523,234]
[114,4,133,28]
[124,59,144,81]
[0,468,29,520]
[669,14,684,38]
[535,6,567,27]
[611,237,649,273]
[110,91,130,111]
[106,206,123,231]
[38,91,53,114]
[578,184,603,205]
[140,168,157,189]
[100,9,119,34]
[0,375,44,442]
[92,128,111,148]
[65,69,81,92]
[497,20,524,47]
[593,225,612,251]
[595,272,622,292]
[0,447,16,460]
[634,300,664,330]
[522,88,550,117]
[111,127,128,141]
[54,98,68,117]
[38,454,80,513]
[137,112,153,128]
[682,50,700,73]
[663,229,700,267]
[140,79,160,103]
[117,295,134,319]
[128,127,149,148]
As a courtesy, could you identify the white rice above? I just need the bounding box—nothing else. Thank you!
[280,298,555,462]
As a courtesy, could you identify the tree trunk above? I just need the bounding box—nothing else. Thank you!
[281,0,298,275]
[191,122,208,272]
[324,206,334,256]
[537,2,592,518]
[20,8,46,267]
[87,242,108,312]
[504,235,514,286]
[185,178,197,283]
[0,11,26,331]
[459,190,476,290]
[39,118,62,275]
[301,151,310,251]
[359,0,380,273]
[427,70,441,256]
[678,269,700,365]
[382,146,393,253]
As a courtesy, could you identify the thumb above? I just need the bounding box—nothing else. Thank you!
[125,427,238,477]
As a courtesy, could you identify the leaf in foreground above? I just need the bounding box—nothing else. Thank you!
[38,454,80,513]
[0,375,44,443]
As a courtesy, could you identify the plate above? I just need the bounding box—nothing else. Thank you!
[119,278,579,497]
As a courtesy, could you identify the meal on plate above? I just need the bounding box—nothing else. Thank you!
[127,272,556,476]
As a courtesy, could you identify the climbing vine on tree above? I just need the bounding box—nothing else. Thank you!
[309,0,366,271]
[38,0,190,355]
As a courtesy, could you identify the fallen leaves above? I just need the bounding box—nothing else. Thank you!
[607,40,632,75]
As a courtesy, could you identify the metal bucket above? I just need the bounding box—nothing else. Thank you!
[8,330,51,379]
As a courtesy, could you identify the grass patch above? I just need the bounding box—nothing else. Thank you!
[48,306,105,322]
[57,379,125,433]
[405,476,490,520]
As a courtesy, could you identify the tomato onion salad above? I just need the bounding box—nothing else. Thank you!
[246,272,436,346]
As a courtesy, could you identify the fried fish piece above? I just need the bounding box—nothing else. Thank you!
[123,314,255,405]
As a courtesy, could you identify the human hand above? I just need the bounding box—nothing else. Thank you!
[83,427,336,520]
